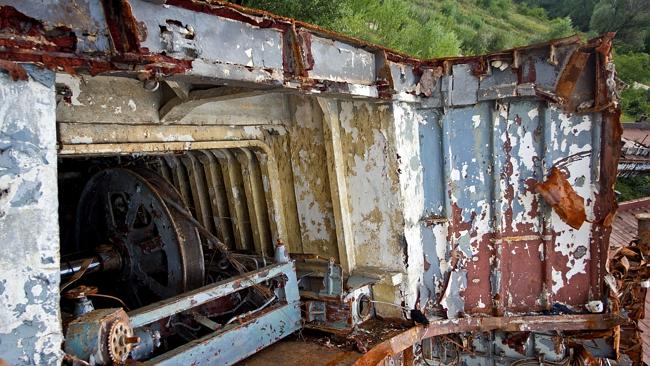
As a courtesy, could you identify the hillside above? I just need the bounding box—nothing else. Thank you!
[403,0,570,56]
[228,0,570,58]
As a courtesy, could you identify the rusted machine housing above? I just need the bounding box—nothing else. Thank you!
[0,0,628,365]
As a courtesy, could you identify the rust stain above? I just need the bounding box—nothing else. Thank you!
[324,351,358,366]
[352,314,624,366]
[555,49,590,104]
[590,108,622,298]
[535,167,586,230]
[573,343,600,366]
[0,6,77,53]
[0,60,28,81]
[608,227,650,365]
[0,5,191,77]
[101,0,142,54]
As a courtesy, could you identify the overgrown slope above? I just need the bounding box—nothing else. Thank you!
[402,0,572,56]
[229,0,573,58]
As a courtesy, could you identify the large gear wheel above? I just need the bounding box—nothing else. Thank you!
[107,319,134,364]
[76,168,205,308]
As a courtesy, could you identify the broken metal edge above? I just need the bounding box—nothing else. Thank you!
[352,314,625,366]
[0,1,618,107]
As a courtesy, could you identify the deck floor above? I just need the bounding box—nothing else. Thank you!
[237,339,361,366]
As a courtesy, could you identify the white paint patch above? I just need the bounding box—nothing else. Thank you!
[450,168,461,181]
[472,115,481,128]
[551,267,564,294]
[519,131,536,171]
[70,136,93,144]
[128,99,137,112]
[339,102,359,139]
[155,133,195,142]
[0,72,64,363]
[243,126,263,138]
[30,284,43,298]
[55,73,84,106]
[348,84,379,98]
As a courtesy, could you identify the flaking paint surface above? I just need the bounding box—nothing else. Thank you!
[288,96,338,259]
[338,101,404,272]
[414,95,603,316]
[0,71,63,365]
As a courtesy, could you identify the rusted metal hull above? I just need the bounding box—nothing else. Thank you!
[352,314,625,366]
[0,1,624,365]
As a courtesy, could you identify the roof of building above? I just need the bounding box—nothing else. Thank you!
[623,123,650,147]
[611,196,650,247]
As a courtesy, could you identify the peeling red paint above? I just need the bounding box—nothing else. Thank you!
[0,60,28,81]
[101,0,142,54]
[0,6,77,53]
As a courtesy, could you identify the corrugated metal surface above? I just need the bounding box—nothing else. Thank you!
[420,100,603,315]
[149,149,275,257]
[623,123,650,147]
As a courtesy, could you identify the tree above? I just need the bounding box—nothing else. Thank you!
[546,17,575,39]
[518,0,597,32]
[590,0,650,53]
[615,52,650,84]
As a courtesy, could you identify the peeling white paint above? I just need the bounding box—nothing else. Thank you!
[472,115,481,128]
[155,133,195,142]
[70,136,93,144]
[551,267,564,294]
[56,73,84,106]
[0,72,63,365]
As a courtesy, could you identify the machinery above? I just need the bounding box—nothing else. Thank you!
[59,165,301,365]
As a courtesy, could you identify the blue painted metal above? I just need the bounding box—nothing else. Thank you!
[418,95,606,316]
[148,303,301,365]
[131,261,301,365]
[64,308,130,365]
[129,261,298,328]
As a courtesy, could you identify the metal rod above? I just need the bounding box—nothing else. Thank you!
[60,257,102,278]
[60,248,121,279]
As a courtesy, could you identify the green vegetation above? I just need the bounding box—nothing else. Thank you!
[616,176,650,201]
[230,0,572,57]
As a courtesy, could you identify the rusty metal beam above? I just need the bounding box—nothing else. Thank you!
[353,314,625,366]
[0,2,617,102]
